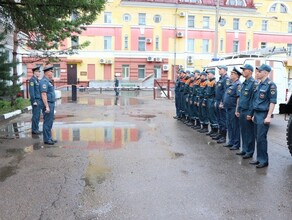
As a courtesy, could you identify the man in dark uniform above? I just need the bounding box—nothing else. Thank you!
[235,64,257,158]
[114,75,119,96]
[192,70,201,129]
[212,65,231,143]
[40,66,56,145]
[196,71,208,133]
[185,72,195,126]
[29,65,42,135]
[222,67,241,150]
[178,71,186,120]
[205,70,218,136]
[250,64,277,168]
[174,70,182,119]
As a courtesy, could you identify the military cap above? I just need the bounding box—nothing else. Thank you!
[240,64,254,72]
[190,73,194,77]
[217,65,228,71]
[200,71,207,76]
[43,66,54,72]
[231,67,242,76]
[206,70,215,75]
[32,65,41,72]
[256,64,272,72]
[194,69,201,74]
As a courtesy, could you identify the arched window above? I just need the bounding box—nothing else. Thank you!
[269,2,288,13]
[280,3,288,13]
[269,3,277,12]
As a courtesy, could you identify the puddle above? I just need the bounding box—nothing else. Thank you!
[0,122,31,139]
[52,121,139,150]
[61,96,144,106]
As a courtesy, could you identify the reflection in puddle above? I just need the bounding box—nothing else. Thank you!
[0,122,31,139]
[61,96,143,106]
[52,121,139,150]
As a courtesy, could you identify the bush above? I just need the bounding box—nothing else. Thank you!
[0,98,31,115]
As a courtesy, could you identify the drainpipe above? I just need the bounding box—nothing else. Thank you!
[214,0,220,58]
[184,12,188,69]
[174,6,178,81]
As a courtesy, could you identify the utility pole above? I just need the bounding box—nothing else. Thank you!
[213,0,220,58]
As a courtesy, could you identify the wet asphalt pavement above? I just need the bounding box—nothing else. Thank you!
[0,90,291,220]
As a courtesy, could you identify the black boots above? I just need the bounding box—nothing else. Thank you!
[217,131,227,144]
[198,124,208,133]
[206,127,218,136]
[193,119,201,129]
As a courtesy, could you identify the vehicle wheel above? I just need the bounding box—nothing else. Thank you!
[287,115,292,156]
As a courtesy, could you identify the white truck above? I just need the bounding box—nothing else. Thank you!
[205,53,289,114]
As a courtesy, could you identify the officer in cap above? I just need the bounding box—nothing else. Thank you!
[39,66,57,145]
[235,64,257,158]
[213,65,231,143]
[250,64,277,168]
[174,70,182,119]
[29,65,42,135]
[222,67,241,149]
[191,70,201,128]
[196,71,208,133]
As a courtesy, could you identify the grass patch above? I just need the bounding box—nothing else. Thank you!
[0,98,31,115]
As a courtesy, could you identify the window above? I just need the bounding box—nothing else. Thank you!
[22,64,27,77]
[219,18,226,26]
[262,20,268,31]
[71,36,79,48]
[288,22,292,33]
[246,20,253,28]
[122,65,130,79]
[124,35,128,49]
[188,15,195,28]
[123,13,131,22]
[154,65,161,79]
[260,42,267,49]
[104,36,112,50]
[226,0,246,6]
[138,65,145,79]
[287,44,292,56]
[138,13,146,25]
[155,36,159,50]
[220,39,223,52]
[104,12,112,24]
[233,18,239,30]
[203,16,209,29]
[202,39,209,53]
[153,15,161,23]
[53,64,60,78]
[187,39,195,52]
[280,4,287,13]
[138,37,146,51]
[233,41,239,53]
[270,3,277,12]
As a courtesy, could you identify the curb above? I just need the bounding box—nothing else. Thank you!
[0,106,32,121]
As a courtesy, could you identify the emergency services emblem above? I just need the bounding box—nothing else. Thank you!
[42,84,47,89]
[30,82,34,86]
[237,85,241,92]
[244,91,248,96]
[227,89,232,94]
[271,90,276,95]
[259,93,265,99]
[226,79,230,86]
[218,83,222,87]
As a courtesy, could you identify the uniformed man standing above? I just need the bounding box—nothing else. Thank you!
[222,67,241,150]
[114,75,119,96]
[212,66,231,143]
[250,64,277,168]
[192,70,201,129]
[205,70,219,136]
[173,70,182,119]
[235,64,257,158]
[196,71,208,133]
[29,65,42,135]
[40,66,56,145]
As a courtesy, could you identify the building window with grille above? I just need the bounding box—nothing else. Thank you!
[138,37,146,51]
[203,16,209,29]
[262,20,268,31]
[124,35,128,49]
[188,15,195,28]
[155,36,159,50]
[233,18,239,30]
[138,13,146,25]
[104,36,112,50]
[202,39,209,53]
[123,13,131,22]
[104,12,112,24]
[288,22,292,33]
[122,65,130,79]
[53,64,60,78]
[154,65,161,79]
[71,36,79,48]
[260,42,267,49]
[233,41,239,53]
[187,39,195,52]
[138,65,145,79]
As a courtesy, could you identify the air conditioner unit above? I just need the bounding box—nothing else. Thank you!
[177,32,184,38]
[146,38,152,44]
[147,56,154,62]
[107,60,112,64]
[155,57,162,62]
[99,58,106,64]
[163,64,169,71]
[187,56,193,64]
[179,12,186,17]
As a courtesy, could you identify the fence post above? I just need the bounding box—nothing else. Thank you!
[167,80,170,99]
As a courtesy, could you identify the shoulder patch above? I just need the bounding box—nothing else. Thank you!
[237,84,241,92]
[226,79,230,86]
[30,82,34,86]
[42,84,47,89]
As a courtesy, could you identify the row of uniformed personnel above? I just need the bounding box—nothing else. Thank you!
[174,63,277,168]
